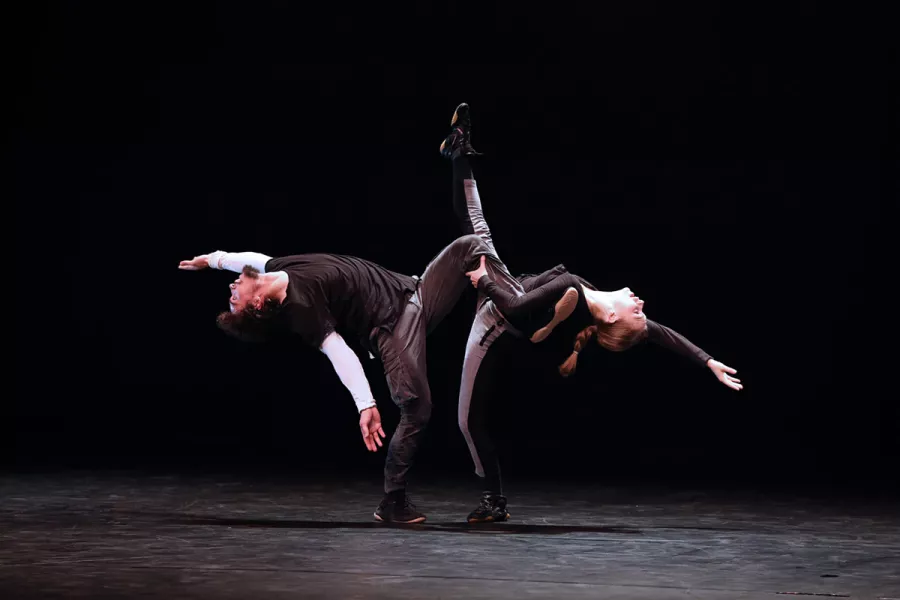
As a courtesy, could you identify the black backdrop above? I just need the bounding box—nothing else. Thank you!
[13,2,895,489]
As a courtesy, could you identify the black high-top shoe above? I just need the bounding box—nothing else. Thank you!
[440,102,481,159]
[374,493,427,524]
[467,492,510,523]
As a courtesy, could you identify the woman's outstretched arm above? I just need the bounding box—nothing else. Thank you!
[646,320,743,391]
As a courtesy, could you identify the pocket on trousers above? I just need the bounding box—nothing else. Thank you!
[383,356,416,406]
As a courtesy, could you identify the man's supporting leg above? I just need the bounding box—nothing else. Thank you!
[374,299,430,523]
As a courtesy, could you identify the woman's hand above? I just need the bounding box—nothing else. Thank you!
[465,255,488,288]
[707,359,743,391]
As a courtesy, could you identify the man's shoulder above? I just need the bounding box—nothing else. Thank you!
[267,253,343,273]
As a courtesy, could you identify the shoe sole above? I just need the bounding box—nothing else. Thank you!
[450,102,468,126]
[373,512,427,524]
[467,512,511,524]
[530,287,579,343]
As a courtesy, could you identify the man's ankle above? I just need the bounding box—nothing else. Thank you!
[386,488,406,501]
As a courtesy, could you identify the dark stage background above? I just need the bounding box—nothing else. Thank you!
[13,3,895,490]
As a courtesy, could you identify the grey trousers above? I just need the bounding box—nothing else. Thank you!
[376,231,495,494]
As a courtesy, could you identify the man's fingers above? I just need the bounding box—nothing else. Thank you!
[378,427,386,439]
[725,366,737,374]
[374,434,383,448]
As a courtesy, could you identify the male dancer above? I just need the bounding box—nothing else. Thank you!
[179,229,516,522]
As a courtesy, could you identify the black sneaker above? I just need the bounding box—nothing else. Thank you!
[467,492,510,523]
[440,102,481,159]
[374,493,427,524]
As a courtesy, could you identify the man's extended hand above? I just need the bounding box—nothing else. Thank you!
[178,255,211,270]
[707,359,743,391]
[359,406,386,452]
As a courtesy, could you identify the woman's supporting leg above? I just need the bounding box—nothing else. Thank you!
[458,303,512,523]
[458,303,507,488]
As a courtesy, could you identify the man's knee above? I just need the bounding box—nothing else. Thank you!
[402,395,432,427]
[454,233,487,253]
[450,234,488,269]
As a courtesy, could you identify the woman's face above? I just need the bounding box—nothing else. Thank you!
[609,287,647,327]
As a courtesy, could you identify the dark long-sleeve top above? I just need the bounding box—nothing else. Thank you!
[478,271,594,337]
[478,269,712,367]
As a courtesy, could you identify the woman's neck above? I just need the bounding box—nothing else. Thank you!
[582,285,612,321]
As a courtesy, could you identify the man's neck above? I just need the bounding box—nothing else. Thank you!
[260,271,289,304]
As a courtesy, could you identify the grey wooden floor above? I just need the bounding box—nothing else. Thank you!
[2,473,898,599]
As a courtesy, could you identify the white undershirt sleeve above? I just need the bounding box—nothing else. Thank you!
[319,332,377,413]
[206,251,272,274]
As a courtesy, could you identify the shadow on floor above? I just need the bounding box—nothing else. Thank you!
[168,515,645,535]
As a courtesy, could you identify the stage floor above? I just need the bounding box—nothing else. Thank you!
[1,472,898,599]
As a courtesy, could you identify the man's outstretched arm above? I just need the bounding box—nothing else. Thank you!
[179,251,272,273]
[319,332,386,451]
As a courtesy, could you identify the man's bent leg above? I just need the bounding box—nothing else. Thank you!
[415,234,490,334]
[415,230,528,335]
[452,154,524,297]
